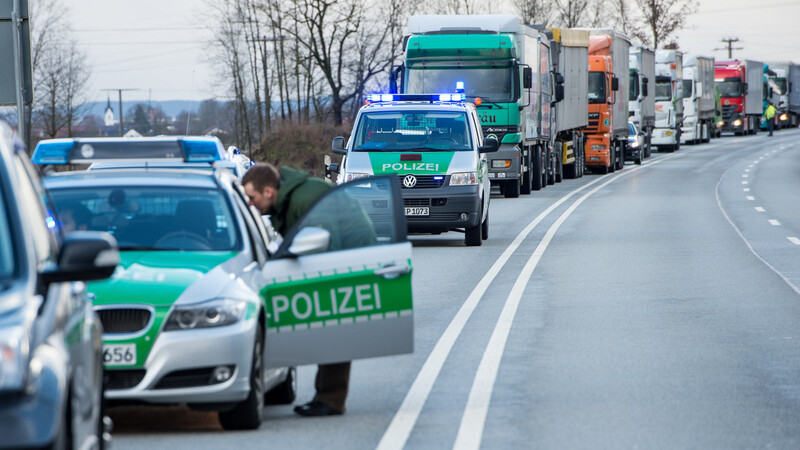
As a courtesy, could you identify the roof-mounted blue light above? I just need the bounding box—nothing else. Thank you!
[31,141,74,165]
[180,138,225,162]
[31,137,227,166]
[455,81,465,93]
[366,93,466,104]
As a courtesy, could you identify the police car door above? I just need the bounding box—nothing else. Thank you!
[261,175,413,368]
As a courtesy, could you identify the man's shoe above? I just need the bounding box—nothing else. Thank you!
[294,401,343,417]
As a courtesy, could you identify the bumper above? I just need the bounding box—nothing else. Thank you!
[624,144,641,160]
[0,363,63,448]
[680,123,697,142]
[487,144,520,183]
[105,317,257,404]
[403,185,482,232]
[584,135,611,167]
[651,128,678,146]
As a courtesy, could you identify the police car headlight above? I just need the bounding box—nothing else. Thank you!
[449,172,478,185]
[345,173,370,183]
[0,326,29,392]
[164,299,248,330]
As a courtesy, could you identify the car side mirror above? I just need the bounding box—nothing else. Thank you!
[287,227,330,257]
[479,137,499,153]
[331,136,347,155]
[611,77,620,92]
[42,231,119,284]
[523,67,533,89]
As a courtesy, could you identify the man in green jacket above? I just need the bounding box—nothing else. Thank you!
[242,163,351,417]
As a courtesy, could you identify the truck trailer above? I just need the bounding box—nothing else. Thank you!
[653,50,684,152]
[629,47,655,158]
[681,55,716,145]
[766,61,800,127]
[401,15,557,197]
[578,29,631,173]
[714,59,763,135]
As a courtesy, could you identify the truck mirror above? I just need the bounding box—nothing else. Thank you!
[611,76,619,91]
[743,82,749,95]
[331,136,347,155]
[554,84,565,103]
[328,163,340,174]
[642,77,649,97]
[389,64,404,94]
[555,72,565,85]
[479,137,499,153]
[523,67,533,89]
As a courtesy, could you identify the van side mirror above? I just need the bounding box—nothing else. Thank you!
[642,76,649,97]
[523,67,533,89]
[331,136,347,155]
[611,77,620,92]
[479,137,499,153]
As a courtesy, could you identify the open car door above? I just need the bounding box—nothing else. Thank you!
[262,175,413,368]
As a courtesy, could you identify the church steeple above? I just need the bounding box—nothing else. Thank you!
[104,95,116,127]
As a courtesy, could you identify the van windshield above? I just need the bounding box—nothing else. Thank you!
[353,111,473,152]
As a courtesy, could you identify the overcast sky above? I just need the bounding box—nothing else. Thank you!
[68,0,800,103]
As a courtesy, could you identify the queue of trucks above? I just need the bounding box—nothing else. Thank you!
[368,14,799,198]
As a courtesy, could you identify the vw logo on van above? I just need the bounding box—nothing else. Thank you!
[403,175,417,188]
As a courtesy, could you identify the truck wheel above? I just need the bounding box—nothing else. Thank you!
[564,162,576,179]
[521,154,532,195]
[503,179,520,198]
[597,165,609,175]
[219,323,264,430]
[546,155,555,185]
[532,146,543,191]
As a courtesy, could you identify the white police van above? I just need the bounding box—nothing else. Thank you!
[330,94,498,246]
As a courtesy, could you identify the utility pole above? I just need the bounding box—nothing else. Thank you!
[713,37,743,59]
[11,0,27,147]
[101,88,139,136]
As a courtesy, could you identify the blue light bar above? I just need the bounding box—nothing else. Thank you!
[32,141,74,165]
[433,176,444,181]
[367,93,465,104]
[456,81,465,92]
[180,138,225,162]
[31,137,227,166]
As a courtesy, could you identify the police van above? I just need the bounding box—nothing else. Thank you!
[330,94,498,246]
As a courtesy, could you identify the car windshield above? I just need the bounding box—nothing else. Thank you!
[716,79,742,97]
[48,186,240,251]
[406,66,515,103]
[655,82,672,101]
[353,111,473,152]
[588,72,606,104]
[0,183,16,285]
[629,70,639,101]
[628,123,636,135]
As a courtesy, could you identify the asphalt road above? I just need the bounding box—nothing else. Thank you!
[111,128,800,449]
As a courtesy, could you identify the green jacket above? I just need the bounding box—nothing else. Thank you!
[270,167,332,236]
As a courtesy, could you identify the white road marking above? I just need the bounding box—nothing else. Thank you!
[769,219,781,226]
[742,174,748,178]
[745,168,751,172]
[742,181,748,185]
[755,207,765,212]
[788,237,800,246]
[746,196,755,201]
[453,169,634,450]
[743,188,750,192]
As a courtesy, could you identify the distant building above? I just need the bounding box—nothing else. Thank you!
[123,129,142,138]
[104,96,117,127]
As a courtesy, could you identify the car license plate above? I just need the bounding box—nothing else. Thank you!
[103,343,136,366]
[405,207,429,216]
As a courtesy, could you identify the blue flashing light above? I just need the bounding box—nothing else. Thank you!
[368,94,382,102]
[455,81,465,93]
[180,139,225,162]
[32,141,75,165]
[381,94,393,102]
[433,176,444,181]
[46,216,56,229]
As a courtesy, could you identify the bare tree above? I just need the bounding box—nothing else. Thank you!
[515,0,555,25]
[552,0,592,27]
[634,0,697,49]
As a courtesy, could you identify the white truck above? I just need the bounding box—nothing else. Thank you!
[766,61,800,128]
[653,50,684,152]
[681,55,716,144]
[629,47,655,158]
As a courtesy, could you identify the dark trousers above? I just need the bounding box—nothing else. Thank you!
[312,362,351,411]
[768,119,774,136]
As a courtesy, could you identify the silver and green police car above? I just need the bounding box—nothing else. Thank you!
[32,137,415,430]
[331,94,498,246]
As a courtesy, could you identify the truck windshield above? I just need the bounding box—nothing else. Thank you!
[774,78,787,95]
[588,72,606,104]
[655,82,672,101]
[0,183,16,283]
[629,70,639,101]
[682,80,693,98]
[715,79,742,97]
[353,111,473,152]
[406,67,514,103]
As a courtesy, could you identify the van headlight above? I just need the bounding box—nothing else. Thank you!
[449,172,478,185]
[164,299,248,330]
[345,173,370,182]
[0,326,29,392]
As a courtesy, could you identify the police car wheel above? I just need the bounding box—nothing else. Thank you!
[481,213,489,241]
[219,323,264,430]
[264,367,296,405]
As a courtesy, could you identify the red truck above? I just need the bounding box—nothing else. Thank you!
[714,60,764,135]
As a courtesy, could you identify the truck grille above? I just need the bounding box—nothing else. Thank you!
[398,175,445,189]
[721,105,738,119]
[97,308,151,334]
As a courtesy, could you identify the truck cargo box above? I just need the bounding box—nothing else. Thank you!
[744,59,764,116]
[684,55,716,120]
[548,28,589,133]
[630,47,656,127]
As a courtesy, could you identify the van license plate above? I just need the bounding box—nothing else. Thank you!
[405,207,429,216]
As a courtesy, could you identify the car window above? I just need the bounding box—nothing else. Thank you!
[12,154,58,268]
[0,182,15,281]
[287,176,403,253]
[48,186,241,251]
[231,187,268,265]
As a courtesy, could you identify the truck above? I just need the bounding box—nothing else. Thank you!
[578,29,631,174]
[766,61,800,128]
[537,26,589,180]
[400,15,559,197]
[714,59,763,135]
[681,55,715,145]
[653,50,683,152]
[629,46,655,158]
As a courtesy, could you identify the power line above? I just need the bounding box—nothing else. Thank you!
[73,26,207,32]
[100,89,140,136]
[693,1,800,14]
[713,37,743,59]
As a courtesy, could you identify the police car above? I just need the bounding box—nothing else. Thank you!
[330,94,498,246]
[32,137,414,430]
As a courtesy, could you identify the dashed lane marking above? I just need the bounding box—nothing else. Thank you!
[788,237,800,246]
[746,196,755,201]
[769,219,781,226]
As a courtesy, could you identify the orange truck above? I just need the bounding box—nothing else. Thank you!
[580,30,631,174]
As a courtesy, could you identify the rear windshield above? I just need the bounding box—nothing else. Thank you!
[353,111,473,152]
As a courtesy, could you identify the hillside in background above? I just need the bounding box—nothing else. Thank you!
[84,100,203,118]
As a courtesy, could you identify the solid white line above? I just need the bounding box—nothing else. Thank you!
[746,196,755,201]
[452,155,679,449]
[755,206,765,212]
[788,237,800,246]
[769,219,781,226]
[375,174,606,450]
